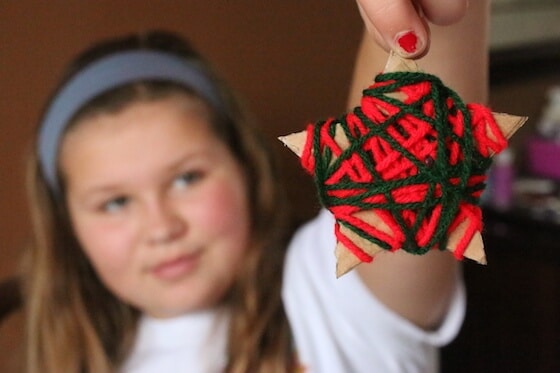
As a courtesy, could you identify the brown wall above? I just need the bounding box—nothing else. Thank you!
[0,1,363,282]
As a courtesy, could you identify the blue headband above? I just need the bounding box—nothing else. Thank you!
[38,50,224,191]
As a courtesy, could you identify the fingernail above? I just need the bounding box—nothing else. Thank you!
[395,31,420,55]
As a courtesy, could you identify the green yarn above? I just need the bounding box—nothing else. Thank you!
[308,71,493,255]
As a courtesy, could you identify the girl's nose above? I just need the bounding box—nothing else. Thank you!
[145,200,186,246]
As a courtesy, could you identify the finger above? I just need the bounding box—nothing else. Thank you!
[356,0,429,58]
[418,0,469,25]
[357,5,391,52]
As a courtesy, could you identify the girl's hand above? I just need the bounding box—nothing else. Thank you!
[356,0,469,58]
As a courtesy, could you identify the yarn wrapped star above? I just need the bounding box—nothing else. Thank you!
[280,52,527,277]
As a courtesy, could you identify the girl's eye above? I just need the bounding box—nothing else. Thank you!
[173,171,203,189]
[102,196,129,213]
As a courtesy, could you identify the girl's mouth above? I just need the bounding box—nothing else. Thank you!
[152,252,200,281]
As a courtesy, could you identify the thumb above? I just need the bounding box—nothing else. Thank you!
[356,0,430,59]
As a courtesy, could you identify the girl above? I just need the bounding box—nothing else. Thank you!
[24,1,478,370]
[26,30,292,372]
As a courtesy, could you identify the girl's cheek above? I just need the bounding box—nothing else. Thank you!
[193,180,248,233]
[77,219,138,268]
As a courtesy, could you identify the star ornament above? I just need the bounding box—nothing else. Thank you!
[280,52,527,277]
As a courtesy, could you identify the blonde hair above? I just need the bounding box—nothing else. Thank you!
[24,30,293,372]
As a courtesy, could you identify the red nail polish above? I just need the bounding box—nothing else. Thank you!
[396,31,418,54]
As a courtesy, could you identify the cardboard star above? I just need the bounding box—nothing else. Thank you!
[280,51,527,277]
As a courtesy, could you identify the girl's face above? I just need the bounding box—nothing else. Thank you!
[60,96,251,318]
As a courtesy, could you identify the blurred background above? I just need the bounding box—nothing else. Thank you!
[1,1,560,372]
[0,2,363,370]
[446,1,560,372]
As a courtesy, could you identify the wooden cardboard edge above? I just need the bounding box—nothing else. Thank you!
[335,212,389,277]
[494,112,528,140]
[446,219,487,264]
[383,51,420,73]
[278,130,307,158]
[335,243,362,277]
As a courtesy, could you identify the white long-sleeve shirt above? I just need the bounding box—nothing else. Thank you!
[122,209,465,372]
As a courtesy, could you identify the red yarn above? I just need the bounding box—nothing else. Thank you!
[301,75,508,261]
